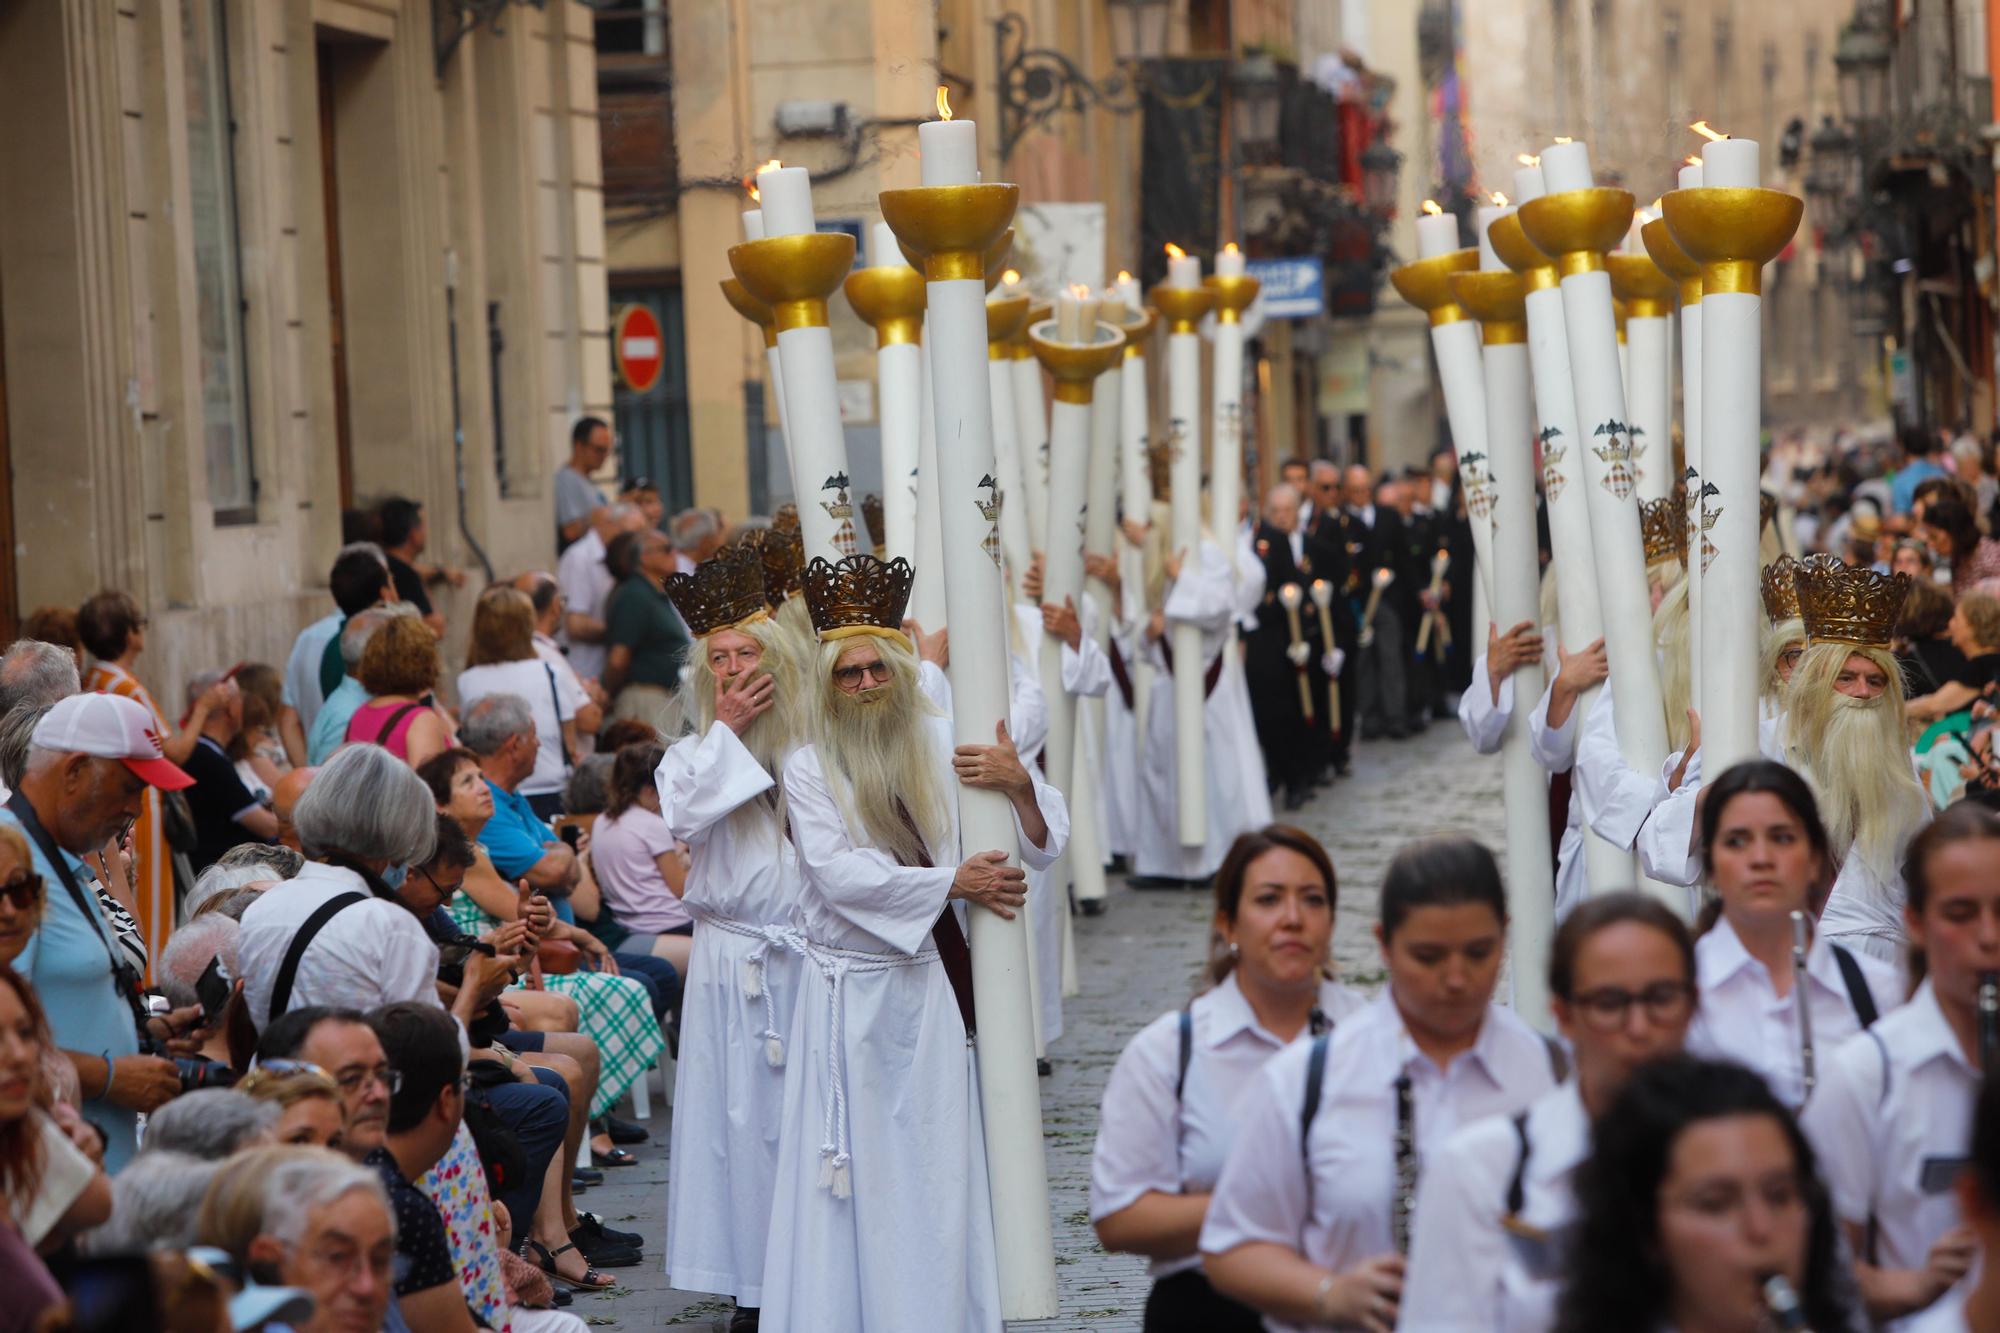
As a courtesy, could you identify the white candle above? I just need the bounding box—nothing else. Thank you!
[756,164,814,238]
[1216,242,1246,277]
[869,220,902,268]
[919,118,979,187]
[1416,209,1460,260]
[1679,161,1704,191]
[1166,250,1201,289]
[1476,204,1508,273]
[1701,138,1759,189]
[1115,271,1142,311]
[741,208,766,241]
[1540,140,1595,193]
[1055,288,1099,344]
[1513,164,1546,203]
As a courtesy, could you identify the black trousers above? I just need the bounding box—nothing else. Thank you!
[1143,1268,1264,1332]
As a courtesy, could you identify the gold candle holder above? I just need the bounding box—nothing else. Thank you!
[899,225,1015,293]
[986,293,1032,357]
[1606,252,1676,320]
[1148,284,1216,334]
[1027,321,1128,403]
[1517,187,1635,275]
[843,265,928,348]
[1387,249,1479,326]
[1486,215,1558,294]
[1118,306,1157,360]
[1614,297,1629,343]
[1450,269,1529,345]
[880,184,1020,281]
[1204,274,1262,324]
[727,232,857,331]
[1641,219,1703,309]
[1659,189,1803,297]
[720,278,777,349]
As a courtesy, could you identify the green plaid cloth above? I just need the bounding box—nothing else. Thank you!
[450,892,665,1117]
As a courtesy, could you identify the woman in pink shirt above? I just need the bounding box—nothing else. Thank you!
[588,742,692,979]
[344,614,454,768]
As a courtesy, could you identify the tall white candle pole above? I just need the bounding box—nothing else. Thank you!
[985,295,1037,586]
[1118,301,1158,765]
[1150,259,1217,849]
[729,165,857,564]
[844,223,927,563]
[1207,245,1260,580]
[1012,303,1054,554]
[1664,138,1801,772]
[881,119,1058,1317]
[718,278,792,493]
[1491,176,1634,893]
[1520,142,1675,909]
[908,324,948,630]
[1070,298,1127,913]
[1644,196,1706,714]
[1609,252,1676,504]
[1453,210,1554,1028]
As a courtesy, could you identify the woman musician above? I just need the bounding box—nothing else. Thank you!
[1199,836,1560,1332]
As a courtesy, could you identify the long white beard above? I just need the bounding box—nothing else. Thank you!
[1789,693,1927,878]
[818,678,950,867]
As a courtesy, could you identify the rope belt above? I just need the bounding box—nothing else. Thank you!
[692,909,803,1070]
[798,934,941,1200]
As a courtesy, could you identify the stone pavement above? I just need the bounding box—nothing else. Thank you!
[574,721,1502,1329]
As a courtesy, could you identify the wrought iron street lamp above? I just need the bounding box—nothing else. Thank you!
[1361,141,1402,217]
[1834,19,1892,130]
[1231,51,1284,163]
[1806,116,1857,234]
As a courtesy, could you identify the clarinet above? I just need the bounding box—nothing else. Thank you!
[1980,972,1999,1078]
[1391,1074,1416,1255]
[1790,911,1816,1102]
[1761,1273,1811,1332]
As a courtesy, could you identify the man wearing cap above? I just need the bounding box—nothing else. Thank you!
[2,692,199,1169]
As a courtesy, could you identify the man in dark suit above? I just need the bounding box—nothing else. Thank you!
[1348,467,1412,739]
[1304,461,1357,775]
[1247,483,1334,808]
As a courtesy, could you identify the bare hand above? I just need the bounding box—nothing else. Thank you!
[1667,709,1702,793]
[1121,516,1149,548]
[465,948,526,1009]
[574,930,619,975]
[1083,552,1121,591]
[1486,620,1543,685]
[1554,637,1610,696]
[953,720,1032,797]
[1147,610,1167,641]
[485,919,535,956]
[49,1101,104,1166]
[144,1005,207,1056]
[1163,548,1186,583]
[949,850,1027,920]
[104,1055,181,1113]
[905,620,949,668]
[1919,1227,1979,1305]
[521,892,557,939]
[715,669,776,737]
[1042,597,1082,650]
[1318,1255,1405,1333]
[1021,556,1046,604]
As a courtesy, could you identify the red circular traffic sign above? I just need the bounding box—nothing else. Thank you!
[613,304,665,394]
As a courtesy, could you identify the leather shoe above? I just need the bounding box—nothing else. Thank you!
[574,1213,643,1248]
[596,1114,650,1146]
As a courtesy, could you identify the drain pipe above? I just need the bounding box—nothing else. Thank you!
[445,248,495,584]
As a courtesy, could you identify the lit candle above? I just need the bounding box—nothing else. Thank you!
[1540,139,1595,193]
[919,86,979,187]
[1415,201,1459,260]
[1513,163,1546,204]
[756,163,815,238]
[869,220,901,269]
[1165,244,1201,289]
[1700,139,1759,189]
[1679,159,1705,191]
[1216,241,1246,277]
[1476,197,1509,273]
[1115,270,1142,311]
[1055,284,1099,344]
[741,208,766,241]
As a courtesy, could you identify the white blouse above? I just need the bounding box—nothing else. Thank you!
[1400,1080,1590,1333]
[1801,979,1980,1332]
[1199,994,1560,1333]
[1088,972,1367,1279]
[1686,916,1905,1110]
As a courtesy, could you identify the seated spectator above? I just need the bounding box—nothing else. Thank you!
[562,753,614,822]
[154,912,248,1071]
[236,1063,346,1149]
[1910,592,2000,725]
[557,503,646,683]
[254,1007,394,1160]
[669,506,727,571]
[1892,538,1937,582]
[231,663,290,797]
[0,639,80,720]
[1897,576,1967,697]
[308,606,397,766]
[513,570,606,750]
[178,671,280,872]
[589,742,692,977]
[271,764,315,851]
[240,1148,397,1332]
[185,843,303,919]
[280,542,393,766]
[459,587,584,821]
[601,527,689,734]
[459,697,589,911]
[0,968,111,1255]
[343,613,454,768]
[81,1150,225,1254]
[1923,492,2000,598]
[140,1089,279,1159]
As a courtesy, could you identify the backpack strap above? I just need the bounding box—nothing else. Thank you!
[1504,1112,1533,1218]
[1831,945,1880,1029]
[1542,1033,1570,1083]
[269,892,369,1020]
[1175,1005,1193,1101]
[1300,1030,1332,1163]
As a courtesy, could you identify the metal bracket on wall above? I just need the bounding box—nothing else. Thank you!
[433,0,548,78]
[994,11,1141,163]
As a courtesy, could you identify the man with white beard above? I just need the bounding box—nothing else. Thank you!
[763,553,1069,1331]
[655,544,805,1331]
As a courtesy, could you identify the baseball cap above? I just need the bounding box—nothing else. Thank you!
[30,693,194,791]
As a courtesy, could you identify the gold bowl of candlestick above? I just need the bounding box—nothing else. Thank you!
[843,265,927,347]
[1027,321,1129,403]
[1485,215,1558,292]
[1659,188,1803,297]
[719,278,777,349]
[896,226,1015,292]
[1204,274,1262,324]
[1517,187,1635,270]
[1449,270,1529,343]
[1606,253,1676,319]
[1118,305,1158,353]
[728,232,858,331]
[1641,219,1703,307]
[985,294,1032,350]
[1148,284,1217,334]
[1388,248,1478,326]
[880,184,1021,282]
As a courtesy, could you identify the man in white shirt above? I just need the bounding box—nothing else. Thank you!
[557,503,646,682]
[513,571,605,744]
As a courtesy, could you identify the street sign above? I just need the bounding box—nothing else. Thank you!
[1246,256,1325,319]
[613,304,665,394]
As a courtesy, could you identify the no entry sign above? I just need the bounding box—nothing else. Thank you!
[613,303,665,393]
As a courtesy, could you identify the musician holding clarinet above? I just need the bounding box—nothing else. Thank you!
[1801,804,2000,1328]
[1199,837,1559,1332]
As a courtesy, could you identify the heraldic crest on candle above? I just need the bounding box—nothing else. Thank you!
[1540,426,1566,502]
[820,472,859,556]
[977,473,1004,568]
[1461,451,1497,527]
[1591,420,1635,500]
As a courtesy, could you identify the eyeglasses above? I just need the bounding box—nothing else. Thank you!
[0,874,43,912]
[623,476,656,493]
[332,1064,401,1096]
[418,866,464,899]
[1570,980,1694,1030]
[832,661,893,688]
[292,1239,394,1283]
[1779,647,1804,669]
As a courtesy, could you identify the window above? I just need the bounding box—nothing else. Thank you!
[183,0,256,523]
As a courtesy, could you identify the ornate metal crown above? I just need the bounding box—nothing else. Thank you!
[663,544,768,638]
[1760,491,1779,532]
[1640,490,1688,568]
[1761,555,1803,623]
[772,503,801,535]
[737,525,804,605]
[861,493,885,553]
[802,554,915,640]
[1794,557,1910,650]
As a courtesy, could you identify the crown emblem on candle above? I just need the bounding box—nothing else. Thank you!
[861,493,886,557]
[1794,558,1910,650]
[802,554,916,640]
[976,474,1004,568]
[772,504,801,536]
[1591,421,1635,500]
[737,525,805,604]
[664,544,771,638]
[1540,428,1568,503]
[1761,555,1804,623]
[820,473,859,556]
[1696,481,1723,573]
[1640,491,1689,568]
[1460,452,1497,525]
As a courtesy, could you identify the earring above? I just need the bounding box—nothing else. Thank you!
[1227,939,1240,957]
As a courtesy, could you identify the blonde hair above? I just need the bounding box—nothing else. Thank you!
[236,1066,342,1112]
[1761,617,1806,700]
[1653,572,1693,754]
[812,634,950,866]
[1960,592,2000,654]
[1781,641,1927,877]
[685,615,805,842]
[465,586,537,667]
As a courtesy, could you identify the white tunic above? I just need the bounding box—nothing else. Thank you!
[1801,979,1980,1331]
[1400,1080,1591,1333]
[1455,652,1514,756]
[1685,916,1905,1111]
[1088,973,1366,1280]
[655,721,802,1306]
[1101,620,1144,857]
[1199,995,1560,1333]
[1527,684,1589,917]
[1136,538,1273,879]
[763,716,1069,1332]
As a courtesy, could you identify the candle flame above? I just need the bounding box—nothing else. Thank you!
[1650,197,1663,214]
[1002,268,1021,285]
[1421,199,1443,216]
[1223,241,1240,255]
[1165,242,1186,259]
[759,159,782,173]
[1690,119,1728,142]
[1117,269,1133,284]
[1516,152,1540,166]
[1553,136,1573,145]
[936,86,953,121]
[742,174,759,203]
[1685,154,1702,167]
[1490,191,1508,206]
[1069,282,1092,299]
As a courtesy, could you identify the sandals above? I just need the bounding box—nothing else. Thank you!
[521,1238,618,1291]
[592,1145,640,1168]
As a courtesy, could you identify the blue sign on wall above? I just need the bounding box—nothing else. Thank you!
[1246,256,1325,318]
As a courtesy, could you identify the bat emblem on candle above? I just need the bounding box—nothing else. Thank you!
[1591,424,1636,500]
[821,473,859,556]
[1627,423,1648,485]
[975,474,1005,569]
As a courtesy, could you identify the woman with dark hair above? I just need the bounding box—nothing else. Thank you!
[1200,836,1561,1332]
[230,662,291,797]
[1554,1054,1856,1333]
[1801,802,2000,1326]
[1402,892,1697,1332]
[1686,759,1905,1110]
[1088,826,1365,1331]
[1920,494,2000,598]
[589,742,692,978]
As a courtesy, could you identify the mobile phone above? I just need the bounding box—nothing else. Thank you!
[1920,1155,1969,1194]
[47,1255,161,1333]
[195,956,231,1025]
[559,825,583,851]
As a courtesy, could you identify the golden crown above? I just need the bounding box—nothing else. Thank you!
[802,554,915,640]
[772,503,801,535]
[861,493,885,550]
[1761,491,1778,532]
[1147,436,1173,495]
[1794,557,1910,650]
[663,544,769,638]
[1761,555,1803,622]
[1640,490,1688,567]
[744,525,806,603]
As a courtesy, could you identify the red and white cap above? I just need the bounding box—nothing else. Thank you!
[31,693,194,791]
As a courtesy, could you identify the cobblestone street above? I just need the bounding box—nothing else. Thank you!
[583,721,1503,1329]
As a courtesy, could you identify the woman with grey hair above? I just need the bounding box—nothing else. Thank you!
[78,1150,226,1253]
[138,1089,280,1160]
[242,1149,397,1333]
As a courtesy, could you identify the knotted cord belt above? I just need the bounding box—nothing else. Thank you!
[690,907,802,1069]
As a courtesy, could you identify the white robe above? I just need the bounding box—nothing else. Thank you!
[764,712,1069,1332]
[656,723,803,1306]
[1135,538,1273,879]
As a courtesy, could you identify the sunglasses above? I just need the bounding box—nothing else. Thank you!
[0,874,43,912]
